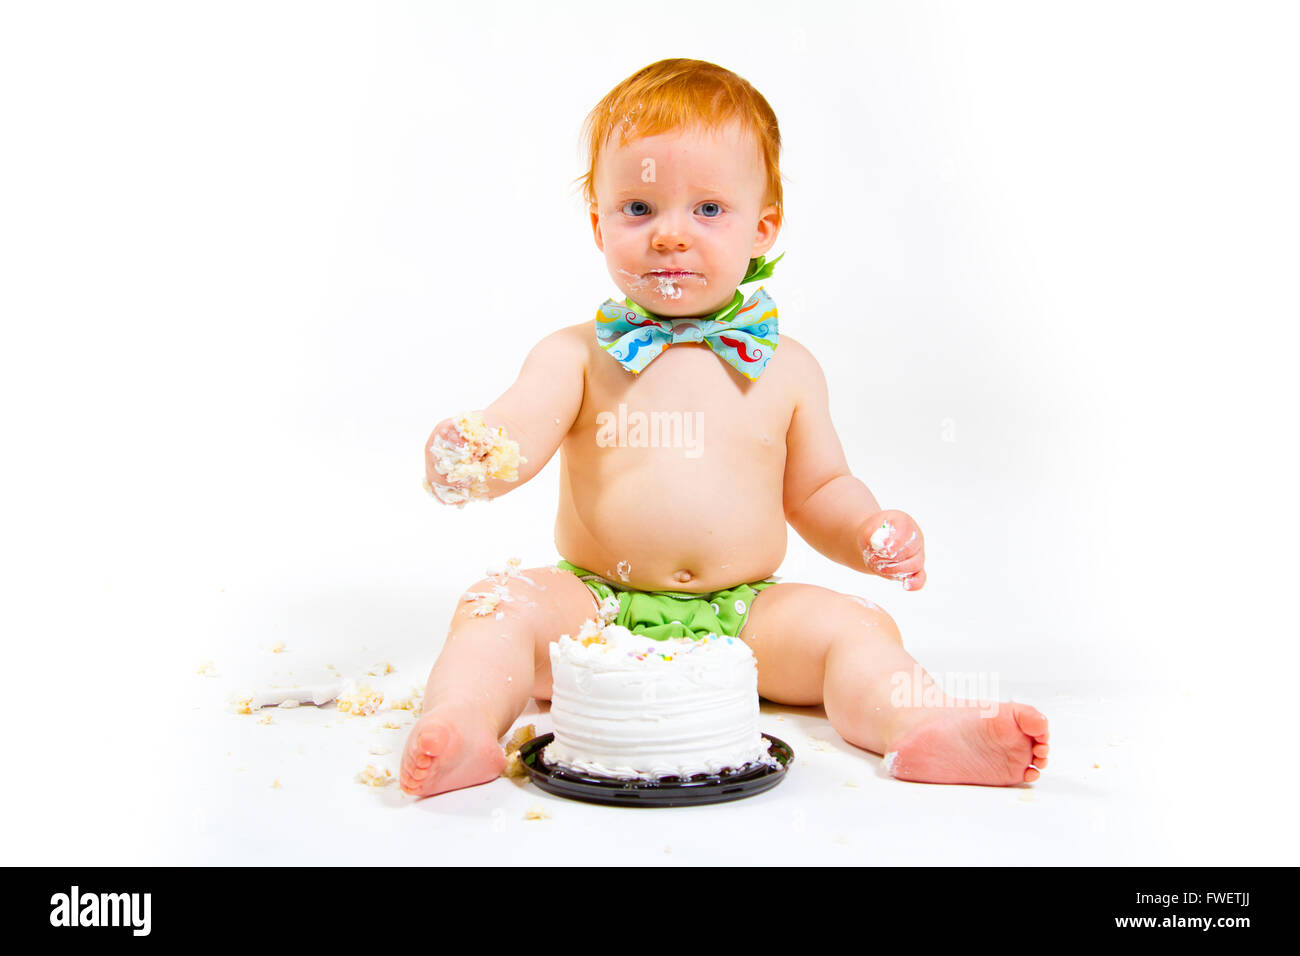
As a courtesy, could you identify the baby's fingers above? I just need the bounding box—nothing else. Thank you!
[870,552,925,582]
[431,417,468,447]
[422,475,470,508]
[423,420,475,506]
[862,514,920,560]
[428,420,469,471]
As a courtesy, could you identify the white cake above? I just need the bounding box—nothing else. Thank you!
[543,617,778,780]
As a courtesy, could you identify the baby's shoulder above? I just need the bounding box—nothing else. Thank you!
[518,323,591,373]
[773,333,826,377]
[534,321,592,352]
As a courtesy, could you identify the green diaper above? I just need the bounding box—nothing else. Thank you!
[556,559,776,641]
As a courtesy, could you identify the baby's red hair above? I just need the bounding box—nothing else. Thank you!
[574,59,785,223]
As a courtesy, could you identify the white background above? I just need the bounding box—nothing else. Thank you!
[2,0,1296,865]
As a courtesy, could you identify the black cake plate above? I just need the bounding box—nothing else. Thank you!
[517,733,793,808]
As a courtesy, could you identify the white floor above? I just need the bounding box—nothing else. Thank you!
[174,677,1246,867]
[10,574,1287,867]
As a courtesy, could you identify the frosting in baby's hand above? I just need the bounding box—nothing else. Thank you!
[424,411,526,507]
[868,519,894,554]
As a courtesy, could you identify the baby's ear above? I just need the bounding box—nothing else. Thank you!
[589,206,605,252]
[751,203,782,256]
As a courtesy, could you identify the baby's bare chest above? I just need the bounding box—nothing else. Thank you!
[577,344,793,462]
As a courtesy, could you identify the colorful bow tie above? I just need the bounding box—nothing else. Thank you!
[595,253,783,381]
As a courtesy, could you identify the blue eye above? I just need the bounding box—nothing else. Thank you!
[696,202,722,218]
[622,200,651,217]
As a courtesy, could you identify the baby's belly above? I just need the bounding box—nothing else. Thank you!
[555,444,787,592]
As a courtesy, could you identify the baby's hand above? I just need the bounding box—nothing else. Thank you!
[423,418,474,507]
[422,412,527,508]
[858,510,926,591]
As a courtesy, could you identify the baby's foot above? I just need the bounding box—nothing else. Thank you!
[883,701,1049,786]
[400,702,506,798]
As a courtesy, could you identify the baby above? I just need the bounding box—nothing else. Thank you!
[401,59,1048,797]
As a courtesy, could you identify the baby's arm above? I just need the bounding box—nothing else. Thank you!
[424,326,586,500]
[780,339,926,587]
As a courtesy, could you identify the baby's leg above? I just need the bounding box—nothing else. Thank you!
[400,567,598,797]
[740,584,1049,786]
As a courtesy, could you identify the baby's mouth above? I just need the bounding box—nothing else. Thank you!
[644,270,700,301]
[644,269,698,280]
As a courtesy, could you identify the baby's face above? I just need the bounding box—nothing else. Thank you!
[590,120,780,317]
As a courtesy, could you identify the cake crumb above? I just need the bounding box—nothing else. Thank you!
[370,744,391,755]
[524,805,549,820]
[502,724,536,775]
[596,593,619,624]
[366,661,394,676]
[270,641,286,653]
[573,616,608,646]
[272,779,282,789]
[380,720,402,730]
[503,751,528,778]
[463,581,517,618]
[337,684,384,717]
[357,765,394,787]
[390,687,424,714]
[257,713,273,725]
[503,723,536,755]
[197,661,217,676]
[486,556,533,584]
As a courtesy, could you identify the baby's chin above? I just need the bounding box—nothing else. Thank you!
[621,280,739,318]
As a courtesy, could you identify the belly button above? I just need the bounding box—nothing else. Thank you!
[673,569,694,583]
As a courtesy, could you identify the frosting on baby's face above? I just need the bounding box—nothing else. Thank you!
[589,119,780,318]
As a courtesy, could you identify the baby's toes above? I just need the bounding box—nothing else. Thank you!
[416,723,451,755]
[1012,702,1049,740]
[1032,740,1048,768]
[1023,738,1048,778]
[399,760,424,792]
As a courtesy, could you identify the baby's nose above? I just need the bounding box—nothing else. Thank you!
[651,228,691,251]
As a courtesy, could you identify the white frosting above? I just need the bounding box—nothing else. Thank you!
[652,275,683,298]
[544,624,777,780]
[869,520,894,554]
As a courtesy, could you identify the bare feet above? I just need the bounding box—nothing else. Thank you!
[883,701,1049,786]
[400,702,506,797]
